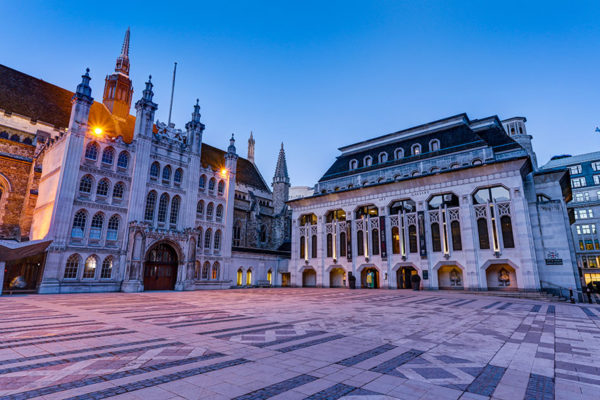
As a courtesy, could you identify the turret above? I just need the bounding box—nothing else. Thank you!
[133,76,157,138]
[502,117,538,170]
[272,142,290,214]
[248,131,255,164]
[103,28,134,119]
[185,99,205,153]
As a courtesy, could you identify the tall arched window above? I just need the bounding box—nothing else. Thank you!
[113,182,124,201]
[100,256,113,279]
[204,228,212,249]
[216,204,223,221]
[429,139,440,152]
[85,142,98,160]
[170,196,180,225]
[174,168,183,184]
[197,228,203,249]
[451,220,462,251]
[102,147,115,165]
[64,254,81,279]
[199,174,206,189]
[162,165,171,182]
[83,255,97,278]
[96,179,110,197]
[501,216,515,248]
[394,148,404,159]
[202,262,210,280]
[408,225,418,253]
[357,230,364,256]
[209,178,216,192]
[157,193,169,223]
[326,234,333,258]
[212,262,220,280]
[267,269,272,284]
[197,200,204,217]
[79,175,93,194]
[339,231,347,257]
[71,210,87,238]
[411,144,421,156]
[311,235,317,258]
[117,151,129,169]
[214,230,221,250]
[300,236,305,258]
[150,162,160,179]
[107,215,119,241]
[218,180,225,195]
[391,226,400,254]
[260,225,267,243]
[144,191,157,221]
[246,269,253,285]
[477,218,490,249]
[206,203,214,220]
[90,213,104,240]
[237,268,243,286]
[431,223,441,252]
[372,229,380,255]
[233,222,242,246]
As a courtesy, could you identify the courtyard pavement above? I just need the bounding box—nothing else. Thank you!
[0,289,599,400]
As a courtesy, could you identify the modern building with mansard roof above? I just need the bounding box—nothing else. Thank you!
[287,114,580,294]
[0,29,290,294]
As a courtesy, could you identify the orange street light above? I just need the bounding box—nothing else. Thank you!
[221,168,228,177]
[93,127,103,135]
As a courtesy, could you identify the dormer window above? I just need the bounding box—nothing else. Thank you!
[364,156,373,167]
[378,152,388,164]
[411,144,421,156]
[349,159,358,170]
[394,148,404,159]
[429,139,440,152]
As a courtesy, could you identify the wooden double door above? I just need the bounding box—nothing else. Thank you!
[144,243,178,291]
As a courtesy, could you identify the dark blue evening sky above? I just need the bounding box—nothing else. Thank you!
[1,1,599,186]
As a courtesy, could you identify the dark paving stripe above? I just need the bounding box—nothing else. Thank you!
[0,341,183,375]
[0,314,73,324]
[497,302,512,310]
[531,305,542,313]
[0,330,133,350]
[336,343,397,366]
[547,305,555,315]
[198,321,282,335]
[525,373,554,399]
[63,358,250,400]
[0,320,99,334]
[255,331,327,348]
[232,374,318,400]
[368,349,424,377]
[277,334,345,353]
[304,383,381,400]
[3,352,227,400]
[466,364,506,396]
[0,327,126,345]
[214,324,293,339]
[482,301,502,309]
[455,299,478,306]
[132,310,225,321]
[580,307,599,319]
[167,315,253,328]
[0,338,166,366]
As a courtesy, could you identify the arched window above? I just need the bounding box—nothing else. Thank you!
[391,226,400,254]
[209,178,216,192]
[150,162,160,179]
[411,144,421,156]
[214,230,221,250]
[349,159,358,170]
[357,230,364,256]
[113,182,124,201]
[472,159,482,166]
[218,180,225,196]
[206,203,214,220]
[197,228,203,249]
[216,204,223,221]
[212,262,220,280]
[246,269,253,285]
[85,142,98,160]
[90,213,104,240]
[107,215,119,241]
[162,165,171,182]
[64,254,81,279]
[311,235,317,258]
[364,156,373,167]
[267,269,272,284]
[394,148,404,159]
[174,168,183,184]
[96,179,110,197]
[260,225,267,243]
[199,174,206,189]
[429,139,440,152]
[450,163,460,169]
[326,234,333,258]
[117,151,129,169]
[197,200,204,217]
[202,262,210,280]
[204,229,212,249]
[144,191,157,221]
[233,222,242,247]
[372,229,380,255]
[339,231,347,257]
[408,225,418,253]
[101,147,115,165]
[501,216,515,248]
[431,223,441,252]
[157,193,169,223]
[237,268,243,286]
[170,196,180,225]
[79,175,93,194]
[300,236,306,258]
[477,218,490,249]
[100,256,113,279]
[379,152,388,164]
[451,220,462,251]
[71,210,87,238]
[83,255,97,279]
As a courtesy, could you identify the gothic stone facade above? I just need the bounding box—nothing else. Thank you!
[288,114,580,292]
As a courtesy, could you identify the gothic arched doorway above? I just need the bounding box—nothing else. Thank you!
[144,243,178,290]
[329,267,345,288]
[396,266,417,289]
[361,267,379,288]
[302,268,316,287]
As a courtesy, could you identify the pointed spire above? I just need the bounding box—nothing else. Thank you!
[247,131,256,164]
[142,75,154,102]
[115,28,131,75]
[192,98,201,122]
[120,27,130,58]
[273,142,289,184]
[227,133,237,154]
[73,68,93,103]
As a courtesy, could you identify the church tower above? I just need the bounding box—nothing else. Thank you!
[272,143,290,215]
[502,117,538,170]
[102,28,134,119]
[247,131,255,164]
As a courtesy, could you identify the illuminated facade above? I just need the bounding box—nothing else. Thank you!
[0,31,290,293]
[288,115,581,292]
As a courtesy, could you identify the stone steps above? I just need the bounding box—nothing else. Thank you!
[436,289,564,302]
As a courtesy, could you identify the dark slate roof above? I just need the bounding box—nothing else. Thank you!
[0,64,270,192]
[319,114,521,182]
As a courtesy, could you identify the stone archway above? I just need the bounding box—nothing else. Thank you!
[329,267,345,288]
[396,266,418,289]
[302,268,317,287]
[437,265,464,290]
[485,263,518,291]
[144,242,179,290]
[358,265,380,289]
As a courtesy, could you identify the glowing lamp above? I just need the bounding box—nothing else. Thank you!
[93,127,103,135]
[221,168,228,177]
